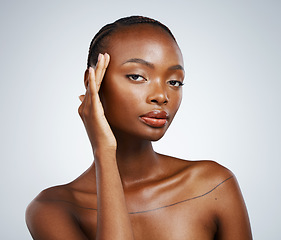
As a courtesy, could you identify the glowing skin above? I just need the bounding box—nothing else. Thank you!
[25,24,252,240]
[99,24,184,142]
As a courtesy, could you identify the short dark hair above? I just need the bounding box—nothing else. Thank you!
[87,16,177,68]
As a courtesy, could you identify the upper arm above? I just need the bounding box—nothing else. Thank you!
[26,200,88,240]
[215,174,252,240]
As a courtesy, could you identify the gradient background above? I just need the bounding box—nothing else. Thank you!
[1,0,280,239]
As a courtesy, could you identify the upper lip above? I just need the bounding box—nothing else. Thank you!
[140,110,169,119]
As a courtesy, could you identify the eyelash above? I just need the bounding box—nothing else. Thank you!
[126,74,184,87]
[168,80,184,87]
[126,74,146,82]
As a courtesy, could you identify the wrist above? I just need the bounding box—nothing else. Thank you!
[94,147,116,161]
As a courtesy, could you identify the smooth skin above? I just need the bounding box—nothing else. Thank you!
[26,24,252,240]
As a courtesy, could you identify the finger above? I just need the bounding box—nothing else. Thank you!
[78,86,92,119]
[87,67,102,106]
[88,66,97,94]
[95,53,110,91]
[104,53,110,66]
[99,53,110,87]
[78,89,88,109]
[95,54,107,90]
[79,95,85,102]
[79,71,92,109]
[80,69,93,109]
[78,92,86,117]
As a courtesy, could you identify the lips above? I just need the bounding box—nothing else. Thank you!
[140,110,169,128]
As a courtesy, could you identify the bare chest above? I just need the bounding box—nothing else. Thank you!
[74,195,217,240]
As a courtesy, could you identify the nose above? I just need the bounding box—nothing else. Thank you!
[147,81,168,105]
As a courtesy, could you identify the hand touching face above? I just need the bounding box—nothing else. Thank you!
[79,53,117,152]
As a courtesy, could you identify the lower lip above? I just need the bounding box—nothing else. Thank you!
[140,117,167,128]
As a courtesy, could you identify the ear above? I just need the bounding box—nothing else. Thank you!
[84,69,89,89]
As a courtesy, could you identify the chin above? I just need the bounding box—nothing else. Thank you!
[148,131,166,141]
[150,136,164,142]
[139,127,168,142]
[111,124,167,142]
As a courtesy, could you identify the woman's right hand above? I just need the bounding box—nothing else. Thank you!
[78,53,117,154]
[78,55,134,240]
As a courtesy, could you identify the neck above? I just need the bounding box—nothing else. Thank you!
[114,132,163,188]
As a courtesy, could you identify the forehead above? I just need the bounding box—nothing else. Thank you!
[106,24,183,66]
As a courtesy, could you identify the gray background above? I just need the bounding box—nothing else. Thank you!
[1,0,280,239]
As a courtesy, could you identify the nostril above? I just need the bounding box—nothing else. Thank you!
[150,99,168,105]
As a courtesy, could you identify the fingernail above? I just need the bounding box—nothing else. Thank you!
[88,67,92,76]
[98,53,102,61]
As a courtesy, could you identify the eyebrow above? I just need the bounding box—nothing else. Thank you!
[122,58,184,72]
[122,58,154,68]
[168,65,185,71]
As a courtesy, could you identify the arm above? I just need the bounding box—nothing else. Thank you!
[94,149,134,240]
[215,174,252,240]
[79,53,134,240]
[26,200,88,240]
[26,54,134,240]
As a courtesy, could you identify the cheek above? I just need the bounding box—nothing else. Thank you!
[176,94,182,111]
[169,90,182,114]
[99,77,143,121]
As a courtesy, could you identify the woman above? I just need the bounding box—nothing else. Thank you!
[26,16,252,239]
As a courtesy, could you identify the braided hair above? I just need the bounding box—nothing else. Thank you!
[87,16,177,68]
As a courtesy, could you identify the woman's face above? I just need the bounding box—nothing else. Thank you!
[100,24,184,141]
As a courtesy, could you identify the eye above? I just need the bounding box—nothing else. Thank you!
[168,80,184,87]
[126,74,146,82]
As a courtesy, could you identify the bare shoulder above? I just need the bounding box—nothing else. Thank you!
[188,159,234,183]
[26,185,87,240]
[188,161,253,239]
[160,153,234,187]
[27,184,74,208]
[26,184,73,222]
[168,158,252,239]
[160,154,242,204]
[185,159,238,197]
